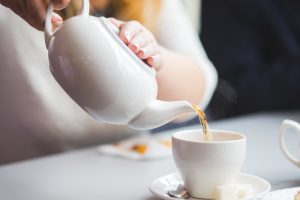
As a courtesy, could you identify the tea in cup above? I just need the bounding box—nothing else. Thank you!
[172,129,246,199]
[279,119,300,167]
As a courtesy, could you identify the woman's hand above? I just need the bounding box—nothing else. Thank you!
[0,0,69,30]
[109,18,163,72]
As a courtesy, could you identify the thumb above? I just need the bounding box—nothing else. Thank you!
[52,0,70,10]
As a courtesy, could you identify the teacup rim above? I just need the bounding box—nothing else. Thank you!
[172,129,246,144]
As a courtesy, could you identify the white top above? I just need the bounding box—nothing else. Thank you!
[157,0,217,110]
[0,0,217,162]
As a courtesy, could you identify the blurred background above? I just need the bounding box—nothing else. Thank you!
[201,0,300,120]
[1,0,300,164]
[185,0,300,121]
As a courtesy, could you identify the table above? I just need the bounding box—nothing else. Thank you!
[1,111,300,200]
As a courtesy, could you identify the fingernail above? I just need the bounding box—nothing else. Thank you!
[133,44,140,51]
[129,44,139,53]
[139,48,146,57]
[51,16,63,26]
[124,32,132,41]
[51,12,62,22]
[148,56,154,65]
[132,39,142,49]
[148,56,162,71]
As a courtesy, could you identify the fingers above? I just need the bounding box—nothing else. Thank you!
[127,26,162,70]
[119,20,143,44]
[137,43,158,59]
[147,55,163,71]
[109,18,163,71]
[25,0,47,30]
[128,31,153,53]
[52,0,70,10]
[108,17,122,28]
[51,12,63,29]
[0,0,69,30]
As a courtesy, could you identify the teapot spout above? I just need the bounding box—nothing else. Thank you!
[128,100,195,130]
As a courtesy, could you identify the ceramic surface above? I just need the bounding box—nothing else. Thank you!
[149,172,271,200]
[43,0,195,130]
[172,130,246,199]
[279,119,300,167]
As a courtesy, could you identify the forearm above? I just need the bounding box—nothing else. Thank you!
[156,46,205,105]
[110,19,207,106]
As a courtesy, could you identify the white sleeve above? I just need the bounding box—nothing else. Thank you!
[0,6,139,160]
[154,0,218,110]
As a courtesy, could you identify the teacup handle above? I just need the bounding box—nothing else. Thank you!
[44,0,90,48]
[279,119,300,167]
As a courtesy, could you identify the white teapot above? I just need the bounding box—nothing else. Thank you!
[44,0,195,129]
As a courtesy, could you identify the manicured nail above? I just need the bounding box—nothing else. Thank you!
[51,13,63,27]
[133,43,140,51]
[147,56,154,66]
[139,48,146,57]
[51,17,63,26]
[51,12,62,22]
[53,17,62,23]
[148,55,162,71]
[129,43,139,53]
[124,32,132,41]
[132,39,142,50]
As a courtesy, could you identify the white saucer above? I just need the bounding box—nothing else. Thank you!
[149,173,271,200]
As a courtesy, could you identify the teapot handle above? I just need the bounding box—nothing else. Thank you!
[279,119,300,167]
[44,0,90,48]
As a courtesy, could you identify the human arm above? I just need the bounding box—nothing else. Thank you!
[154,0,217,110]
[110,0,217,111]
[0,0,69,30]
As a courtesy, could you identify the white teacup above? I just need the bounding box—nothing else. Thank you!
[279,119,300,167]
[172,130,246,199]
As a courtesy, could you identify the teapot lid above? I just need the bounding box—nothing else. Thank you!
[98,17,156,77]
[44,0,155,77]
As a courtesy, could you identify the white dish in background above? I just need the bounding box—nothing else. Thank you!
[149,172,271,200]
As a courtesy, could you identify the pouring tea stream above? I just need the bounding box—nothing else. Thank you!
[44,0,196,129]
